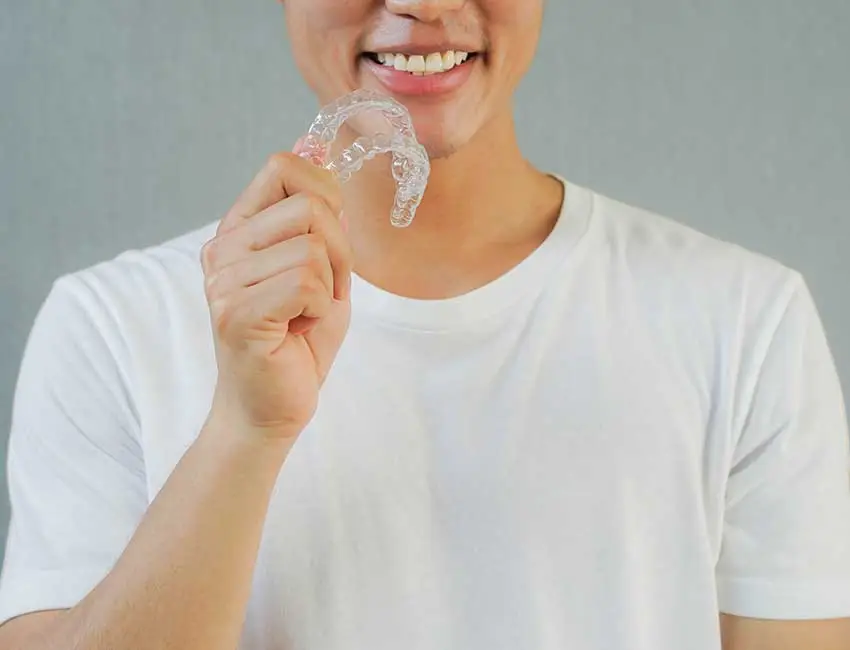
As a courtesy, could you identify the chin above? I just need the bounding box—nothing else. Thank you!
[412,86,498,152]
[422,140,461,161]
[410,117,477,161]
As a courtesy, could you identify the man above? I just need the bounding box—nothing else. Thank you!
[1,1,849,648]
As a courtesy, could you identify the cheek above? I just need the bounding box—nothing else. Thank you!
[284,0,365,57]
[484,0,544,27]
[285,2,365,95]
[488,3,543,78]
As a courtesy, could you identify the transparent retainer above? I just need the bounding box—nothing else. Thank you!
[297,89,430,228]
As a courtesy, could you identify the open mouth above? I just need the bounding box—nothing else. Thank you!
[362,50,480,76]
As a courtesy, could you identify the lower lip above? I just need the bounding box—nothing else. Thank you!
[362,56,478,97]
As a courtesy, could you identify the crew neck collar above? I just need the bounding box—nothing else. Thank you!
[350,176,596,333]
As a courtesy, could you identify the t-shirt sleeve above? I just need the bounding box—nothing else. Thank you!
[0,274,148,625]
[716,273,850,619]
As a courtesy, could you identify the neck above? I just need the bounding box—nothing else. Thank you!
[341,108,564,298]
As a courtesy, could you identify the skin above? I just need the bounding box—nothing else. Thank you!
[0,1,847,648]
[283,0,565,303]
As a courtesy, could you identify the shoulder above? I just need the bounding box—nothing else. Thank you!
[591,190,797,288]
[38,221,218,377]
[587,189,804,328]
[65,220,215,305]
[54,221,217,326]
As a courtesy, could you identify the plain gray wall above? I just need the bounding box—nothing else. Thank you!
[2,1,848,559]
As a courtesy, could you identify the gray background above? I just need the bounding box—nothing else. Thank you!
[1,1,848,558]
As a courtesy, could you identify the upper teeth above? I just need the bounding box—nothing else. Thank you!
[374,50,470,75]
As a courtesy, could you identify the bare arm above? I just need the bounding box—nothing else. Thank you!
[0,424,292,650]
[0,150,352,650]
[720,613,850,650]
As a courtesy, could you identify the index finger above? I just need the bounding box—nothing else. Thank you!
[218,148,341,236]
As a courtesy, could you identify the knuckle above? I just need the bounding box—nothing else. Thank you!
[303,193,329,222]
[293,266,321,295]
[303,233,328,268]
[204,274,220,301]
[265,151,294,176]
[200,239,214,269]
[209,298,235,336]
[204,265,234,301]
[201,237,221,272]
[201,233,237,273]
[213,299,253,351]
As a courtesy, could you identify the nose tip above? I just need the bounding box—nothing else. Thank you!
[386,0,466,23]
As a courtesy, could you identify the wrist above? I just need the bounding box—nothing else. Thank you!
[199,410,297,468]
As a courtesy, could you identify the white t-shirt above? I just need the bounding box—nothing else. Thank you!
[2,180,850,649]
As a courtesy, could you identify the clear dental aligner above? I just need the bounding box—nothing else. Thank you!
[298,89,430,228]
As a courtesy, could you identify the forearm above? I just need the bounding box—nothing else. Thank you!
[33,421,292,650]
[721,613,850,650]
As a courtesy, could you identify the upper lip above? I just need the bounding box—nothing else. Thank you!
[364,43,481,55]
